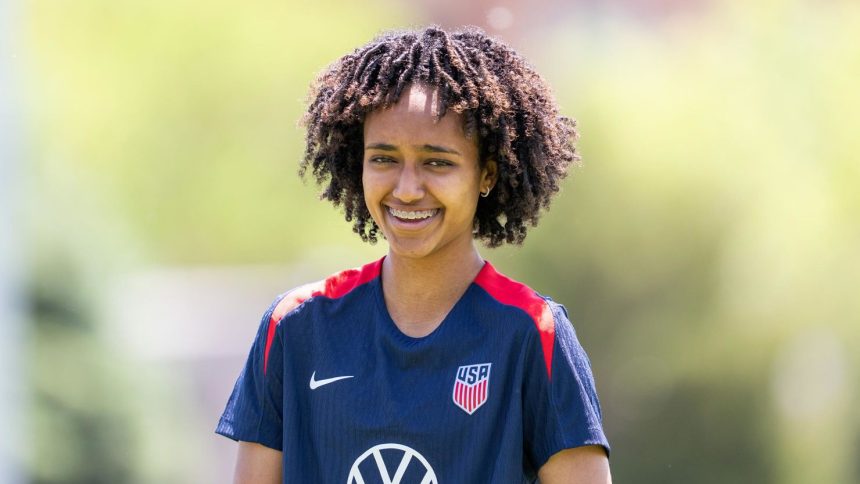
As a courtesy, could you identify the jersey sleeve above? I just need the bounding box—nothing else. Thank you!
[215,294,286,451]
[522,301,609,470]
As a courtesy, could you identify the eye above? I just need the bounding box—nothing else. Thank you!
[426,159,453,167]
[368,155,396,164]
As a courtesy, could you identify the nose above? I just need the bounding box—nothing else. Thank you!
[392,162,425,203]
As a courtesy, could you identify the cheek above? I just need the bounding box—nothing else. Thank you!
[360,165,377,199]
[440,182,480,220]
[361,169,386,214]
[452,172,482,202]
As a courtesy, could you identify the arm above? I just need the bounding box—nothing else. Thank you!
[233,441,282,484]
[217,296,288,482]
[537,445,611,484]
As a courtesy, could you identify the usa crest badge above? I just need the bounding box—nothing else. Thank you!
[452,363,492,415]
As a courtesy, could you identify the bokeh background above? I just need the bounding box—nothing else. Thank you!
[2,0,859,482]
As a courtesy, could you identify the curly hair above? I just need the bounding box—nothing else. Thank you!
[300,26,579,247]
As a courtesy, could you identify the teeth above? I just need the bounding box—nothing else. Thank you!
[388,207,438,220]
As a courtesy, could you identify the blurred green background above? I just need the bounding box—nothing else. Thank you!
[6,0,859,482]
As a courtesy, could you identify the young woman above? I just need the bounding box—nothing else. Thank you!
[217,27,611,483]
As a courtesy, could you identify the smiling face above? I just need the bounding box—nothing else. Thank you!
[362,84,497,262]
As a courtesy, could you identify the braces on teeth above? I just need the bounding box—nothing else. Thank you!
[389,208,437,220]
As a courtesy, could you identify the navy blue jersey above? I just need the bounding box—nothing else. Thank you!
[217,258,608,483]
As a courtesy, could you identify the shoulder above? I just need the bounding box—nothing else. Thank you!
[473,261,558,332]
[259,258,383,374]
[473,262,564,376]
[270,257,383,323]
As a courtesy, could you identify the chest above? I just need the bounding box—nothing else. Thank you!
[275,296,536,481]
[280,309,527,439]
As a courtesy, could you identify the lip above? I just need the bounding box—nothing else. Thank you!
[385,205,441,230]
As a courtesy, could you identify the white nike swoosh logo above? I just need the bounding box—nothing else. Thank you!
[309,371,354,390]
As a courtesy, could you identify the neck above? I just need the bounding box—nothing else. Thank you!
[381,243,485,337]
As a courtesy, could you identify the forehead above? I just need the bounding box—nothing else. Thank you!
[363,84,471,145]
[398,83,443,117]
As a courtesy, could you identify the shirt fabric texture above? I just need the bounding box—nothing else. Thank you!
[216,258,608,483]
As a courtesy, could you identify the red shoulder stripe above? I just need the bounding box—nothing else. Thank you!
[474,262,555,379]
[263,258,383,374]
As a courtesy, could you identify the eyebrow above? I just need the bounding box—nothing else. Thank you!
[364,143,461,156]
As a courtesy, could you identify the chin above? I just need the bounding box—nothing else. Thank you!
[388,242,437,260]
[382,233,436,259]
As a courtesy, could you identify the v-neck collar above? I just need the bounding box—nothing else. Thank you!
[372,258,492,344]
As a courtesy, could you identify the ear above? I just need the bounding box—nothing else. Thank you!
[480,158,499,192]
